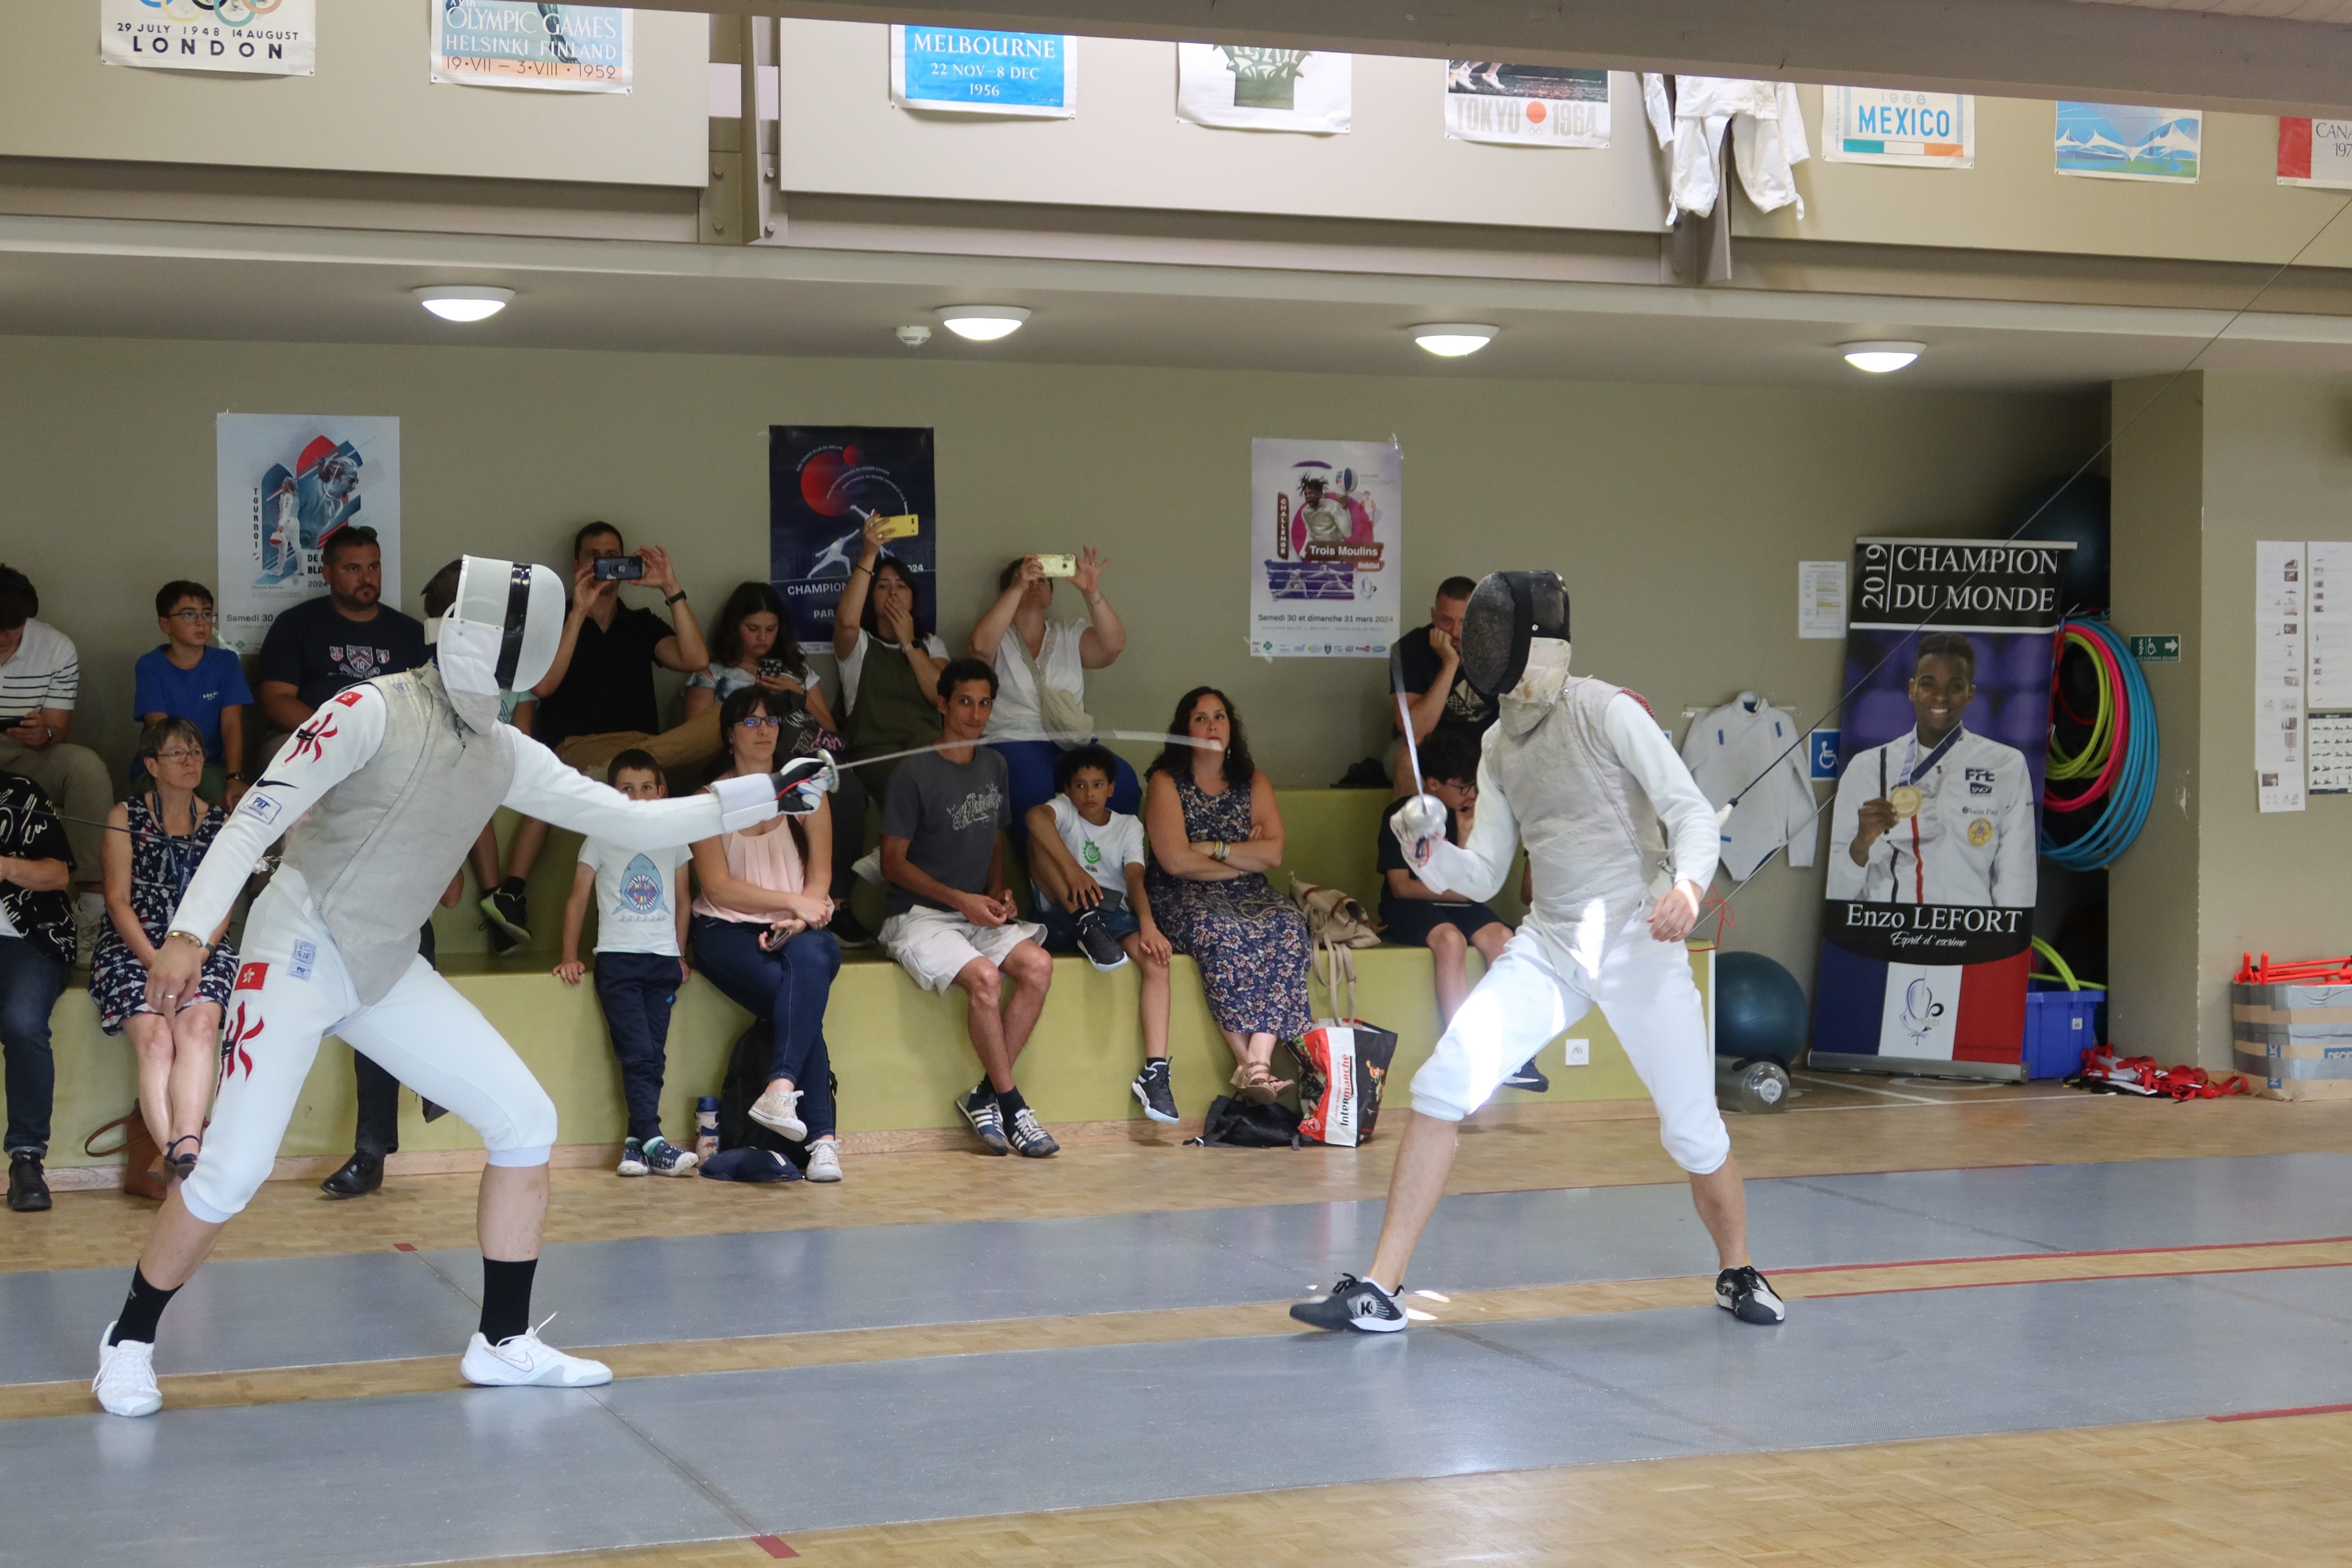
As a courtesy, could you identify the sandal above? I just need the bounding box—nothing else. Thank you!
[1231,1062,1293,1106]
[163,1135,200,1181]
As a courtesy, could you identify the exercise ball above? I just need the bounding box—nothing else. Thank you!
[1715,951,1808,1066]
[2008,474,2110,613]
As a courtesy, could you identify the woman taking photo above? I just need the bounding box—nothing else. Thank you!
[969,549,1136,844]
[690,583,869,944]
[90,718,237,1178]
[690,685,846,1182]
[833,516,948,809]
[1143,687,1313,1102]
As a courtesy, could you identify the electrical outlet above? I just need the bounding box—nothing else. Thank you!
[1562,1039,1590,1067]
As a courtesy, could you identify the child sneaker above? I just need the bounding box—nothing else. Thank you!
[1074,910,1130,973]
[641,1136,697,1177]
[1131,1059,1180,1124]
[616,1138,650,1177]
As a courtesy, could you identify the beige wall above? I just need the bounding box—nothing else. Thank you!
[0,334,2097,986]
[0,0,710,187]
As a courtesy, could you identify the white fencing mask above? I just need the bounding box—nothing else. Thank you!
[1459,570,1570,698]
[437,557,565,732]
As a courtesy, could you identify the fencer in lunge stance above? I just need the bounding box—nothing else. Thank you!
[92,558,827,1417]
[1292,571,1785,1332]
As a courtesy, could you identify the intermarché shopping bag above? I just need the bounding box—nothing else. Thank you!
[1288,1021,1398,1146]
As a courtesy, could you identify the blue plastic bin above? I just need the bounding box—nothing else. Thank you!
[2023,988,2103,1079]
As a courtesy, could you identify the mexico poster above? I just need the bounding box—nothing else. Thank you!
[1248,438,1400,658]
[215,414,401,655]
[769,427,938,655]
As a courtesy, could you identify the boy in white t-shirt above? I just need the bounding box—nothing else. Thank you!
[1023,744,1178,1124]
[555,750,698,1177]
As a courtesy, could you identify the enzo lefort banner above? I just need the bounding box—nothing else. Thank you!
[1443,63,1609,148]
[1177,44,1350,134]
[215,414,401,655]
[1249,438,1400,658]
[433,3,630,92]
[891,26,1077,116]
[1811,537,2072,1080]
[1822,87,1972,167]
[103,0,316,76]
[770,428,938,655]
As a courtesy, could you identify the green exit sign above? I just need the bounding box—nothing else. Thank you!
[2129,634,2182,662]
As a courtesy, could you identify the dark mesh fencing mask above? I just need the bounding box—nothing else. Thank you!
[1459,570,1570,697]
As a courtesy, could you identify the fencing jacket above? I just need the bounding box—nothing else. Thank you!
[1640,75,1809,223]
[1417,661,1719,980]
[1681,694,1819,882]
[172,667,778,1005]
[1824,726,2037,908]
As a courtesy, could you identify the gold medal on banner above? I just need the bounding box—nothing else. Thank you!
[1887,784,1923,818]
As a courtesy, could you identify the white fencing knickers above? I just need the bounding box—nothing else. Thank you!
[183,874,559,1223]
[1408,918,1732,1175]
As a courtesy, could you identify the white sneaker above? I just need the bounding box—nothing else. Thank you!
[852,849,883,886]
[93,1324,163,1417]
[805,1140,841,1182]
[749,1084,806,1140]
[459,1317,612,1388]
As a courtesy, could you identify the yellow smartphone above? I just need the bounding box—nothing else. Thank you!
[1035,552,1077,578]
[874,514,921,541]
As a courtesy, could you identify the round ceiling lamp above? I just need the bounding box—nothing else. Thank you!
[1412,323,1498,358]
[935,306,1031,342]
[1841,340,1924,374]
[414,286,515,323]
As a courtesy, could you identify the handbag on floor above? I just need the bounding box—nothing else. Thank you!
[83,1112,169,1201]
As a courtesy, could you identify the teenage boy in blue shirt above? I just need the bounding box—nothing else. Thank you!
[133,582,252,806]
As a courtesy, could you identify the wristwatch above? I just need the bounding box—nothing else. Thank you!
[164,929,213,957]
[664,590,689,606]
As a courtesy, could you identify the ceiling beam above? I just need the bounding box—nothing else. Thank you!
[636,0,2352,117]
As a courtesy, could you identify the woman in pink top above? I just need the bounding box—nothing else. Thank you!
[689,687,845,1181]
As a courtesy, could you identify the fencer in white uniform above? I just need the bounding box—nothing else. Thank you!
[92,557,828,1418]
[1292,571,1786,1334]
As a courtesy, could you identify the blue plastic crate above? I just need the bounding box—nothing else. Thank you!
[2024,988,2103,1079]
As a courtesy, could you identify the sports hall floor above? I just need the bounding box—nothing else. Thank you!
[13,1076,2352,1568]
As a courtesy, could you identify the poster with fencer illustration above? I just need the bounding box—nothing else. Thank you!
[1810,536,2072,1079]
[1249,438,1400,658]
[769,427,937,655]
[215,414,401,655]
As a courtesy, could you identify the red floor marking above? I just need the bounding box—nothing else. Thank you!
[392,1243,417,1253]
[1774,1234,2352,1279]
[2210,1401,2352,1423]
[751,1536,799,1559]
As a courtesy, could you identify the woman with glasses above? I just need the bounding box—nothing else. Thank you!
[91,718,237,1179]
[688,686,845,1180]
[133,582,251,806]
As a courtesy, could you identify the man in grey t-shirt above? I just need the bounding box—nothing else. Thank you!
[879,659,1058,1158]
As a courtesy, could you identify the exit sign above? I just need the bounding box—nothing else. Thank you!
[2129,635,2181,662]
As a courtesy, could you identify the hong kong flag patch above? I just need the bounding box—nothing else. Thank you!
[234,961,269,992]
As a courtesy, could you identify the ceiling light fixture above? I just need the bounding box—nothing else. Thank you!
[895,325,933,347]
[414,285,515,323]
[935,306,1030,342]
[1841,340,1924,374]
[1412,323,1498,358]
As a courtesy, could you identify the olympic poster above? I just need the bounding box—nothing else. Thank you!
[1821,87,1973,168]
[891,26,1077,117]
[432,2,631,93]
[103,0,316,76]
[1443,63,1609,148]
[1248,438,1400,659]
[1177,44,1351,134]
[2279,119,2352,189]
[1810,538,2071,1079]
[769,427,938,656]
[2054,102,2201,183]
[215,414,402,656]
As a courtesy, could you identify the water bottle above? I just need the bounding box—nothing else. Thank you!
[1716,1058,1790,1115]
[695,1096,721,1160]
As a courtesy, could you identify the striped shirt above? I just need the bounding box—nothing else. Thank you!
[0,620,78,718]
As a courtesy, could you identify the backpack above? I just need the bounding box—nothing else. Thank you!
[1192,1094,1304,1148]
[716,1020,836,1170]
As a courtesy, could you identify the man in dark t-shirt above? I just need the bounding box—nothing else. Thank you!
[531,523,713,776]
[1392,577,1496,799]
[253,529,428,725]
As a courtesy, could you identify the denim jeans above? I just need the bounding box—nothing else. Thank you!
[0,936,64,1158]
[594,950,683,1144]
[692,916,842,1139]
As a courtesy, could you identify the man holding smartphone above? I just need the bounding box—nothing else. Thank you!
[531,523,712,780]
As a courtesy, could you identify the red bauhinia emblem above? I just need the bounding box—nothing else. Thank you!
[222,1001,262,1083]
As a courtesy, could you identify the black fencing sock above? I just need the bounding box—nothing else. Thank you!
[995,1085,1029,1121]
[479,1257,538,1345]
[110,1267,180,1346]
[499,876,526,899]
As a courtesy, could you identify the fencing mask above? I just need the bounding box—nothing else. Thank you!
[437,557,566,732]
[1458,570,1570,697]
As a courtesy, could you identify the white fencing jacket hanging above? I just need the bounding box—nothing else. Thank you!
[1640,75,1810,223]
[1681,694,1819,882]
[1824,725,2037,908]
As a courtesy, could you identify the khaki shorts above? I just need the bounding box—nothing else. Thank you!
[881,904,1047,994]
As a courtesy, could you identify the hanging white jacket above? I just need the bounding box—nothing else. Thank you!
[1641,74,1809,224]
[1680,694,1819,882]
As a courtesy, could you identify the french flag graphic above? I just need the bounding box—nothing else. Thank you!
[1812,946,2029,1065]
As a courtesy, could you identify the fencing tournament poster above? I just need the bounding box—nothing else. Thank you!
[2054,102,2201,183]
[1821,87,1973,168]
[1249,438,1400,658]
[1177,44,1351,134]
[891,26,1077,117]
[1811,538,2071,1078]
[215,414,401,655]
[432,3,631,93]
[769,428,938,655]
[1443,63,1609,148]
[103,0,316,76]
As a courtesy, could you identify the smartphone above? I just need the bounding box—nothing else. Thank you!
[757,657,788,680]
[874,514,921,542]
[592,556,644,582]
[1034,553,1077,578]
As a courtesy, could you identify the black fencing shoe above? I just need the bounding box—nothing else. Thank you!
[1131,1059,1180,1124]
[1073,910,1130,973]
[1289,1274,1406,1333]
[1716,1265,1786,1324]
[1503,1058,1550,1093]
